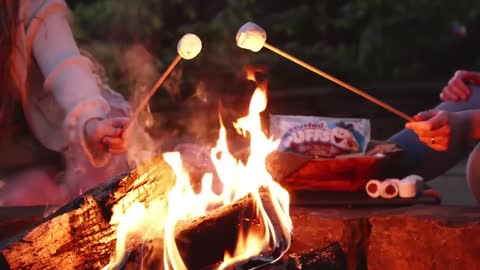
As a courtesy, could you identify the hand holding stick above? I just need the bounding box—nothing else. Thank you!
[236,22,414,122]
[124,33,203,135]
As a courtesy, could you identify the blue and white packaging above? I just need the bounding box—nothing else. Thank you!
[269,115,371,158]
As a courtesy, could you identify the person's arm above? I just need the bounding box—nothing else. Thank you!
[27,0,112,166]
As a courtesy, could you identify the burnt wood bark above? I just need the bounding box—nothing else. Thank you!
[203,242,347,270]
[276,241,347,270]
[0,158,173,270]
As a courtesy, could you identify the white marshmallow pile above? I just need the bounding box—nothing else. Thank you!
[177,33,202,60]
[236,22,267,52]
[365,175,424,199]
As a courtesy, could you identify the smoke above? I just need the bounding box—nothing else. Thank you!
[120,44,163,169]
[120,44,214,169]
[119,42,266,175]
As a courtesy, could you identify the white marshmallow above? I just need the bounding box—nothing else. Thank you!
[398,179,417,198]
[236,22,267,52]
[365,179,381,198]
[402,174,423,182]
[379,179,400,199]
[177,33,202,60]
[402,174,424,193]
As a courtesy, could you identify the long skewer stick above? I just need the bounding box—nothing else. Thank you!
[123,33,202,135]
[263,43,414,122]
[124,55,182,135]
[263,43,415,122]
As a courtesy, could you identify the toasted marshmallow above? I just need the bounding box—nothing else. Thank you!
[236,22,267,52]
[177,33,202,60]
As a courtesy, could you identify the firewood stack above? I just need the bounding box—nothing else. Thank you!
[0,158,284,269]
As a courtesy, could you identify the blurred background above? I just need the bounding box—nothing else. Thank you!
[66,0,480,146]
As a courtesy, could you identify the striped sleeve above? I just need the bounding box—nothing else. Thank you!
[25,0,112,167]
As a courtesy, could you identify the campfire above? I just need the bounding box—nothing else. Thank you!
[103,69,292,270]
[0,68,302,270]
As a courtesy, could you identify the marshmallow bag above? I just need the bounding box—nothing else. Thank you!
[266,115,404,192]
[270,115,371,158]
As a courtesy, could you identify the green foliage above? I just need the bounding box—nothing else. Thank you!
[71,0,480,92]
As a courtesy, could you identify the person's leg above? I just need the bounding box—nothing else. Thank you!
[388,85,480,180]
[467,143,480,203]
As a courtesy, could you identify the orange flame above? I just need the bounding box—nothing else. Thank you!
[103,68,292,269]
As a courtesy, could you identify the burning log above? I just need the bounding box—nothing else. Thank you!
[205,242,347,270]
[112,187,288,270]
[274,242,347,270]
[0,158,172,270]
[0,159,286,270]
[116,192,257,270]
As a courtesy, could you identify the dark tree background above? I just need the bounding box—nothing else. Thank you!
[66,0,480,91]
[64,0,480,142]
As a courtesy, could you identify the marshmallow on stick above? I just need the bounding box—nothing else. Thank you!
[236,22,267,52]
[177,33,202,59]
[124,33,202,134]
[235,22,414,122]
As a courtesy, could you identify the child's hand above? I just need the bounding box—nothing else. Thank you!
[84,117,129,154]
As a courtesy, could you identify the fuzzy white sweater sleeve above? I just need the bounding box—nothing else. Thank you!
[28,0,112,166]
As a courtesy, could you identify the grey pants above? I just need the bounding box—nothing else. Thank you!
[387,85,480,202]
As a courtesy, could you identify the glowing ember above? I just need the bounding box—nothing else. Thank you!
[103,70,292,269]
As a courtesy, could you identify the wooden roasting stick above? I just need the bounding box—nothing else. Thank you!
[0,158,280,270]
[123,55,182,135]
[123,33,202,135]
[263,43,415,122]
[236,22,415,122]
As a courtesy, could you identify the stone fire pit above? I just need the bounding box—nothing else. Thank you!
[290,205,480,270]
[1,204,479,269]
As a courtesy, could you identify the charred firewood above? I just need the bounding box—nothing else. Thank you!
[204,242,347,270]
[257,242,347,270]
[0,157,173,270]
[115,195,257,270]
[116,187,289,270]
[281,242,347,270]
[179,186,289,269]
